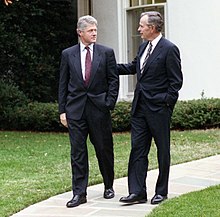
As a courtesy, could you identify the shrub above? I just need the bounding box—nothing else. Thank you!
[111,101,131,132]
[171,98,220,130]
[0,80,29,129]
[0,0,77,102]
[0,98,219,132]
[10,102,63,131]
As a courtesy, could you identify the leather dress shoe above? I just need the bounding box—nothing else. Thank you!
[151,194,167,205]
[119,193,147,204]
[66,194,87,208]
[104,188,115,199]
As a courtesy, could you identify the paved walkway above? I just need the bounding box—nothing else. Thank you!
[11,155,220,217]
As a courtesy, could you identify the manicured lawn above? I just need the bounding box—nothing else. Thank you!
[148,184,220,217]
[0,129,219,217]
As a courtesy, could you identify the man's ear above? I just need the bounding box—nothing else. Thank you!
[151,25,156,32]
[76,29,81,37]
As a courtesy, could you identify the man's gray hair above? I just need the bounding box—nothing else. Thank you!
[77,15,98,31]
[141,11,164,32]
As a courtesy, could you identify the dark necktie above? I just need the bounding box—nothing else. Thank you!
[85,46,91,86]
[141,42,153,74]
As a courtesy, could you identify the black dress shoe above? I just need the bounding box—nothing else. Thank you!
[104,188,115,199]
[151,194,167,205]
[119,193,147,204]
[66,194,87,208]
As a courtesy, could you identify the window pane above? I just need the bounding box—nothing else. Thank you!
[141,0,152,5]
[130,0,139,6]
[155,0,166,3]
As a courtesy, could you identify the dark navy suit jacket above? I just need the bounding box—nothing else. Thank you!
[117,37,183,113]
[58,43,119,120]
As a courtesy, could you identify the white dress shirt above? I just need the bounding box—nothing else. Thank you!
[140,33,162,70]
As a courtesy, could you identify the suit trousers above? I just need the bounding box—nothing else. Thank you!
[67,99,114,196]
[128,95,172,196]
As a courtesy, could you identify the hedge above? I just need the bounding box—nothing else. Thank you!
[171,98,220,130]
[0,98,219,132]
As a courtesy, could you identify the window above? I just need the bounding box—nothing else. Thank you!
[130,0,166,6]
[126,1,166,93]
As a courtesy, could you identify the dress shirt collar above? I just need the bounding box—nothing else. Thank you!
[150,33,162,48]
[80,42,94,53]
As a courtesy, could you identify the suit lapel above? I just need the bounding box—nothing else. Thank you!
[143,38,164,73]
[88,44,102,87]
[71,44,84,82]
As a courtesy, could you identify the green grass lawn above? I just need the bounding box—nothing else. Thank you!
[148,184,220,217]
[0,129,220,217]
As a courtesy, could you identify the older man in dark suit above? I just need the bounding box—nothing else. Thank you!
[118,11,183,205]
[58,15,119,208]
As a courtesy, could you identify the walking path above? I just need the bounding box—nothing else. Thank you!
[11,155,220,217]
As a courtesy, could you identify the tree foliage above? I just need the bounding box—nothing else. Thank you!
[0,0,77,102]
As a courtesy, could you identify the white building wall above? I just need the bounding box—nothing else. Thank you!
[92,0,130,100]
[90,0,220,101]
[167,0,220,100]
[92,0,119,58]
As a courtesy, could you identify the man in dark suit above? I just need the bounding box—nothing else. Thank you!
[58,15,119,208]
[118,11,183,205]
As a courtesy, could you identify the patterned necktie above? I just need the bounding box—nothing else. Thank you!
[141,42,153,74]
[85,46,91,86]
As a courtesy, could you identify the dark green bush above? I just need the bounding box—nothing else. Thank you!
[0,98,219,132]
[8,102,63,131]
[0,0,77,102]
[0,80,29,129]
[0,80,29,107]
[171,98,220,130]
[111,101,132,132]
